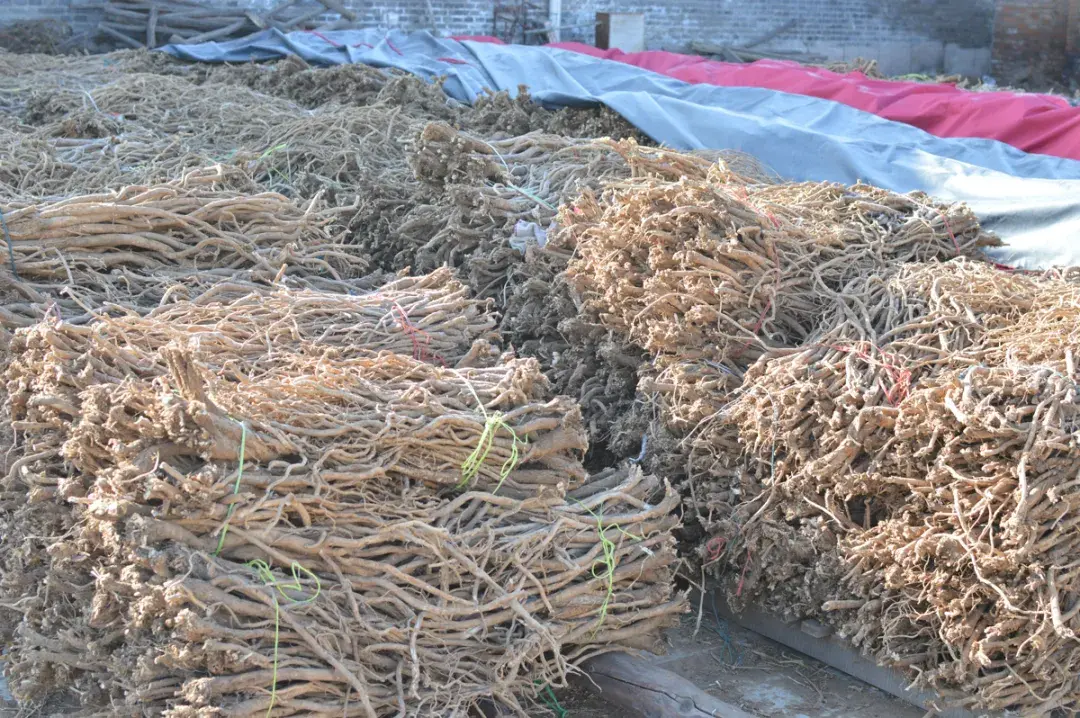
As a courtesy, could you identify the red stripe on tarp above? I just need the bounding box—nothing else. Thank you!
[459,35,1080,162]
[306,30,342,47]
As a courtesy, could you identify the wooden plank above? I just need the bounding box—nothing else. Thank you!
[97,21,145,48]
[736,19,796,50]
[266,0,301,21]
[317,0,357,21]
[146,5,158,48]
[245,10,269,30]
[279,6,326,31]
[103,4,147,21]
[156,15,245,31]
[105,6,241,32]
[577,652,761,718]
[314,17,362,31]
[181,17,248,44]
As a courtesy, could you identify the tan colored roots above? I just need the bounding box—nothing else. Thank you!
[0,166,375,333]
[715,260,1080,715]
[560,166,995,369]
[0,274,685,716]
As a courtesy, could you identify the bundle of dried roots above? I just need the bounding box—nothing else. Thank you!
[717,259,1080,715]
[0,166,369,331]
[0,274,685,716]
[561,166,994,369]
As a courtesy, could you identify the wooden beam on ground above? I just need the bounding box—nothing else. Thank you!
[97,21,145,48]
[577,652,761,718]
[146,5,158,48]
[317,0,357,21]
[181,18,248,44]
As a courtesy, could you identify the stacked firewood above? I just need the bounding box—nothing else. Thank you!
[96,0,359,49]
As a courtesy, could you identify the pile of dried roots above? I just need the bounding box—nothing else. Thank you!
[0,166,371,333]
[0,273,685,716]
[553,162,995,474]
[392,124,742,452]
[716,259,1080,714]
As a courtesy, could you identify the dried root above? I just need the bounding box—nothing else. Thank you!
[718,260,1080,715]
[0,274,686,716]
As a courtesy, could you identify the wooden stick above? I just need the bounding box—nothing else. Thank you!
[317,0,357,21]
[266,0,301,21]
[181,18,249,44]
[97,21,145,49]
[245,11,269,30]
[147,5,158,48]
[279,6,326,31]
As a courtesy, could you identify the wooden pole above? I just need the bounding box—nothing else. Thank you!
[577,652,760,718]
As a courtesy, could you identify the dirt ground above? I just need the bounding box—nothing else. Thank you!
[561,613,925,718]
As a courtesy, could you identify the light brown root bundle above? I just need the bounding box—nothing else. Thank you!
[110,268,499,368]
[393,122,715,276]
[717,259,1080,715]
[388,126,729,453]
[560,166,995,369]
[0,165,370,330]
[0,274,685,715]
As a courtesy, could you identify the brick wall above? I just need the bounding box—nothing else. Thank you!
[1,0,999,76]
[562,0,995,75]
[992,0,1076,83]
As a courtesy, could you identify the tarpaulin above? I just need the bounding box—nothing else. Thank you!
[160,29,1080,269]
[468,36,1080,164]
[544,42,1080,163]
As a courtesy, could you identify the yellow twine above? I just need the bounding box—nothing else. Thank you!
[574,499,643,630]
[247,559,322,718]
[213,419,248,556]
[456,374,526,493]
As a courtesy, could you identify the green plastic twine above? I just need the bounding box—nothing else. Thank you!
[457,376,525,493]
[247,559,322,718]
[573,499,644,631]
[213,420,248,556]
[535,680,569,718]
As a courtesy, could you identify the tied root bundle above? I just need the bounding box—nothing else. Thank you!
[558,163,994,473]
[0,273,685,716]
[721,260,1080,715]
[0,165,371,333]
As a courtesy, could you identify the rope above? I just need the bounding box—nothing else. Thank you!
[938,208,961,254]
[0,206,18,278]
[392,301,446,366]
[213,420,248,556]
[457,373,526,493]
[573,499,644,630]
[247,559,322,718]
[536,681,569,717]
[828,340,913,405]
[306,29,342,47]
[475,137,557,211]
